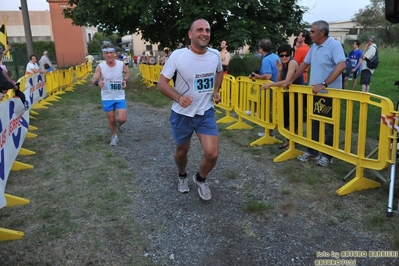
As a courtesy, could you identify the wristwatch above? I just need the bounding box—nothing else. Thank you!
[321,81,328,88]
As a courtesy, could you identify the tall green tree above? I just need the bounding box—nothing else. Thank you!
[64,0,308,52]
[352,0,399,45]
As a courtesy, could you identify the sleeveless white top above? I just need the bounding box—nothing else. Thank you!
[99,60,125,100]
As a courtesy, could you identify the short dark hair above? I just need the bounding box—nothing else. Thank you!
[300,30,312,45]
[30,54,37,60]
[277,44,293,55]
[354,39,361,46]
[189,18,209,31]
[44,63,50,69]
[258,39,272,53]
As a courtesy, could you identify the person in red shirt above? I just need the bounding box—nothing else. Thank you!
[293,30,311,84]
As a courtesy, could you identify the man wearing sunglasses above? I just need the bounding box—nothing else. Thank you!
[91,42,130,146]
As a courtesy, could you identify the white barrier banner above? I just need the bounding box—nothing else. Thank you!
[0,97,29,208]
[24,73,47,109]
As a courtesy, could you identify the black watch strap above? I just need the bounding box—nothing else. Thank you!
[322,82,328,87]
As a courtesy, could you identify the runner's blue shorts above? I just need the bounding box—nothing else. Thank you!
[102,100,126,112]
[170,107,218,146]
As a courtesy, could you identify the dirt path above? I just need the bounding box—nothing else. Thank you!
[115,99,398,266]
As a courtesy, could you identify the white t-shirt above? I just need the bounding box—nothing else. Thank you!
[161,47,222,117]
[361,44,377,74]
[99,60,125,101]
[26,61,39,75]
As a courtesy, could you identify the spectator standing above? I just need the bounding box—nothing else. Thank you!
[220,40,231,74]
[262,44,305,150]
[293,30,311,84]
[360,36,377,92]
[287,20,346,167]
[141,52,147,64]
[160,48,170,65]
[247,38,280,136]
[85,54,95,64]
[148,51,156,65]
[38,51,54,71]
[344,40,362,90]
[292,37,298,56]
[91,42,130,146]
[248,39,280,82]
[157,19,224,200]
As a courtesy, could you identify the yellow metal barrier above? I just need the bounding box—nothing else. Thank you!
[272,85,395,195]
[153,64,162,84]
[75,64,87,84]
[57,69,71,94]
[139,64,152,87]
[65,67,75,92]
[227,77,281,146]
[87,62,93,73]
[44,71,61,102]
[148,65,156,84]
[215,74,237,124]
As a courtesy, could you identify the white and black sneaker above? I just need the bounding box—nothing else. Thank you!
[178,175,190,193]
[192,173,212,200]
[110,135,118,146]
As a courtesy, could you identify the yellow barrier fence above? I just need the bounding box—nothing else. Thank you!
[75,63,88,84]
[272,85,395,195]
[227,77,281,146]
[215,74,238,124]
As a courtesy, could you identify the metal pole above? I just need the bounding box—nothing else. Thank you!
[20,0,34,57]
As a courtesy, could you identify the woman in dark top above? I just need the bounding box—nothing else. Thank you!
[262,44,305,149]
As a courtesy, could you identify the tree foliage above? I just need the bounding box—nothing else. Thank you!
[87,32,122,54]
[64,0,308,52]
[352,0,399,46]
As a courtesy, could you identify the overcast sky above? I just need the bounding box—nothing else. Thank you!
[0,0,371,23]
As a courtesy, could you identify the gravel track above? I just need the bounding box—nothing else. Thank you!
[114,100,398,266]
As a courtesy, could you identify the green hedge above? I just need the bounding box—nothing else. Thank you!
[228,54,262,77]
